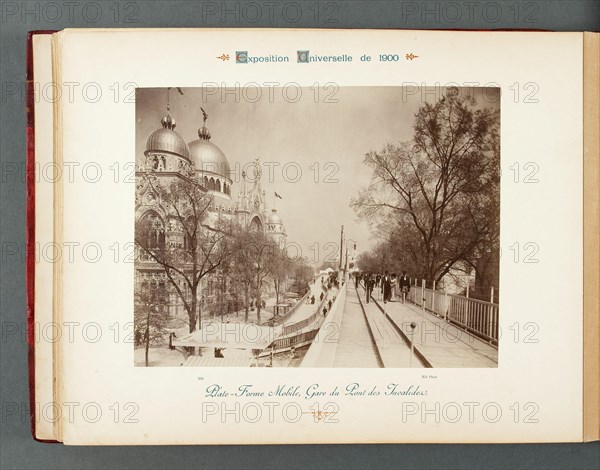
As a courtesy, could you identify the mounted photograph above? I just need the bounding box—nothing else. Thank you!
[133,86,500,368]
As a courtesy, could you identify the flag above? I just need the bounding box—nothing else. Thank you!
[274,192,283,199]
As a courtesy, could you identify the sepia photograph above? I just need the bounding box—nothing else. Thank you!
[134,86,500,368]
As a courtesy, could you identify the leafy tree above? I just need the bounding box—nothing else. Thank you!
[352,89,500,283]
[318,260,338,271]
[289,257,314,296]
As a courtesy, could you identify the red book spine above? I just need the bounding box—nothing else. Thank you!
[26,30,58,443]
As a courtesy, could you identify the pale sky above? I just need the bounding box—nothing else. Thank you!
[136,87,499,266]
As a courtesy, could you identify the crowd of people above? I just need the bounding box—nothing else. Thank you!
[354,271,411,304]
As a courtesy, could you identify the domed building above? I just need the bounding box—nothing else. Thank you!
[266,208,287,248]
[146,113,190,162]
[135,100,286,320]
[188,109,232,200]
[135,106,197,303]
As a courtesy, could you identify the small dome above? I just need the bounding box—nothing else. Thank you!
[161,113,176,129]
[267,209,282,225]
[198,125,211,141]
[145,112,190,159]
[189,112,231,180]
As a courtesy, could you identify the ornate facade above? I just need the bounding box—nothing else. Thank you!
[135,103,286,320]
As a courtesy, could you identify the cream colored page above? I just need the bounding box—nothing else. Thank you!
[57,29,582,444]
[32,34,55,441]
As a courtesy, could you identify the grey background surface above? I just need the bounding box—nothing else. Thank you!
[1,1,599,469]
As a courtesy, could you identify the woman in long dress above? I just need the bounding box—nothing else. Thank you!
[390,274,397,302]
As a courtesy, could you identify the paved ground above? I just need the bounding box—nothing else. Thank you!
[332,287,382,368]
[359,291,421,368]
[359,286,498,368]
[283,275,331,325]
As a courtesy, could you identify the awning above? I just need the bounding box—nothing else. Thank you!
[172,321,281,350]
[182,356,254,367]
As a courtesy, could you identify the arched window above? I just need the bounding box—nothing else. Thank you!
[183,230,192,250]
[250,216,262,232]
[203,176,209,190]
[209,178,215,191]
[216,179,221,192]
[141,211,165,255]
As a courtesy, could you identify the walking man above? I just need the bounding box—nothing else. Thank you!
[365,273,373,303]
[399,271,410,303]
[382,271,392,303]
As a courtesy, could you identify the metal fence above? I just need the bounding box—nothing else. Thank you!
[269,328,320,351]
[281,288,332,335]
[266,273,324,326]
[281,309,321,335]
[271,290,309,325]
[408,279,499,345]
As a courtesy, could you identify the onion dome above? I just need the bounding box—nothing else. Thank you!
[198,123,211,141]
[145,110,190,159]
[188,108,231,179]
[267,209,282,225]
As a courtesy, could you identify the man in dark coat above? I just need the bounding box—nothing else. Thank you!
[382,271,392,303]
[399,271,411,303]
[365,273,374,303]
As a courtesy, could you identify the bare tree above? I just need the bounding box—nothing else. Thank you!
[247,230,278,324]
[134,282,170,367]
[353,89,500,283]
[228,225,259,322]
[135,175,233,335]
[271,247,291,309]
[226,224,279,324]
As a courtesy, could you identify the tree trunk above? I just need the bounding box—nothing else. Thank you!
[244,285,249,322]
[256,272,262,323]
[256,286,262,324]
[185,288,198,356]
[144,311,150,367]
[189,288,198,333]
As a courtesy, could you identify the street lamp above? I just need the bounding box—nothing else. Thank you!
[409,322,417,368]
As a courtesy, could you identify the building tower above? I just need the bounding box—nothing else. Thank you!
[188,108,233,201]
[266,208,287,248]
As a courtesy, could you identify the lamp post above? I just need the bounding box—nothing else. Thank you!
[409,322,417,368]
[382,297,387,349]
